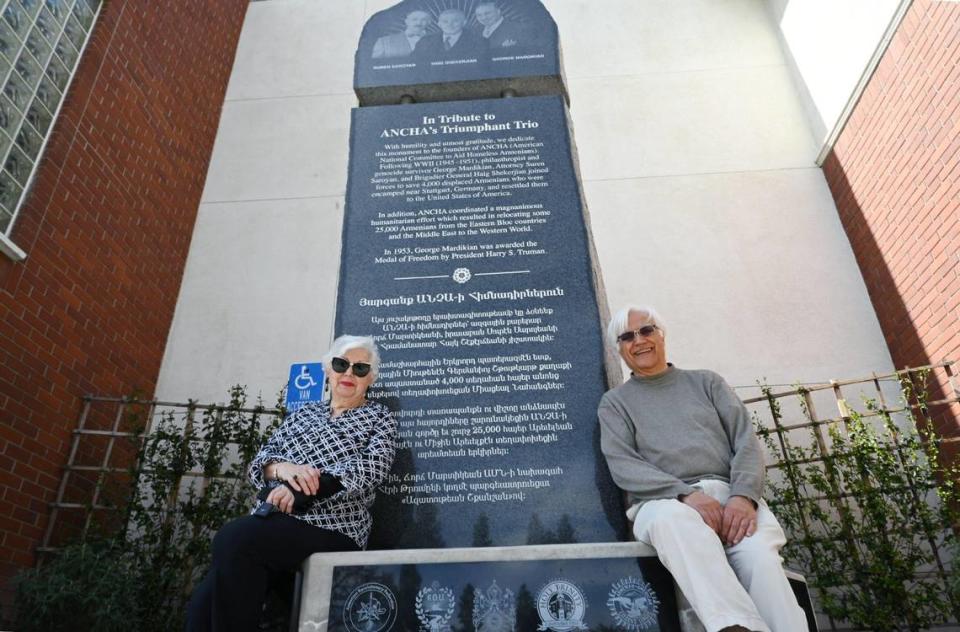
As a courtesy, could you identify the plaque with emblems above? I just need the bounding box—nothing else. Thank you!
[327,557,680,632]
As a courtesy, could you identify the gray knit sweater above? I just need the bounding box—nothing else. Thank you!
[598,366,764,509]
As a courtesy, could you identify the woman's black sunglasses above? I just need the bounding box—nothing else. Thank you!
[616,324,659,344]
[331,357,372,377]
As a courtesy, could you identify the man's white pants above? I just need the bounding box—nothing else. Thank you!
[631,480,808,632]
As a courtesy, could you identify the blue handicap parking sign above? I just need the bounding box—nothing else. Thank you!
[286,362,326,413]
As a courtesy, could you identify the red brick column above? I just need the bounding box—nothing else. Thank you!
[0,0,248,612]
[823,0,960,440]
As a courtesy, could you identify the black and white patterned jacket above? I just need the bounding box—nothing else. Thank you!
[248,400,397,549]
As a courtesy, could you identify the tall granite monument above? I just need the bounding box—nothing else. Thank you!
[318,2,676,630]
[340,0,624,551]
[302,4,817,631]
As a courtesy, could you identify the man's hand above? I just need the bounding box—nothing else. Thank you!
[680,490,723,534]
[721,495,757,546]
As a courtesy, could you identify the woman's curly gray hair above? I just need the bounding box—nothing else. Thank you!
[321,335,381,380]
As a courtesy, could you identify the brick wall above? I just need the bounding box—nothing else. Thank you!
[822,0,960,440]
[0,0,248,611]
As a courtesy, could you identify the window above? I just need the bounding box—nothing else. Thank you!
[0,0,100,261]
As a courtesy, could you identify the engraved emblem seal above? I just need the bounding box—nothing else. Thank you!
[536,579,587,631]
[606,576,660,630]
[416,580,456,632]
[343,582,397,632]
[452,267,472,284]
[473,580,516,632]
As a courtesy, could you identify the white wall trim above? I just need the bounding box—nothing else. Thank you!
[815,0,914,165]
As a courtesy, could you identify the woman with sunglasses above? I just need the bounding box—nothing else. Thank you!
[186,334,396,632]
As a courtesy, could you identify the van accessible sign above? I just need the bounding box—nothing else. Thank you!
[286,362,326,413]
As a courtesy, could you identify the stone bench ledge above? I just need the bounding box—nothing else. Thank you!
[299,541,660,631]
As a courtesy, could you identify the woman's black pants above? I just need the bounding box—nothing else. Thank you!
[186,513,359,632]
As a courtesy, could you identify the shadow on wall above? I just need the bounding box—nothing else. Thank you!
[822,151,959,459]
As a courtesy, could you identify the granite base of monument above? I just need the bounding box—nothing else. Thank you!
[296,543,818,632]
[298,542,678,632]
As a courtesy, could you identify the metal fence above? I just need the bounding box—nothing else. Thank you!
[39,396,285,554]
[740,361,960,631]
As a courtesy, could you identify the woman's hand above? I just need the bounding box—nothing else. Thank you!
[265,485,295,514]
[269,462,322,495]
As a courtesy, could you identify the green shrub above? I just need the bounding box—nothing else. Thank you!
[14,541,141,632]
[13,386,282,632]
[759,372,960,631]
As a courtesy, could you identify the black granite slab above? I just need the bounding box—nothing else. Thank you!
[336,95,625,549]
[788,575,818,632]
[328,557,680,632]
[355,0,566,106]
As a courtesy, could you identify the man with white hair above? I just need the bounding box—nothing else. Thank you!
[598,305,807,632]
[372,10,432,59]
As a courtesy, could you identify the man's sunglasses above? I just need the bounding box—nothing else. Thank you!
[616,325,659,344]
[331,357,372,377]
